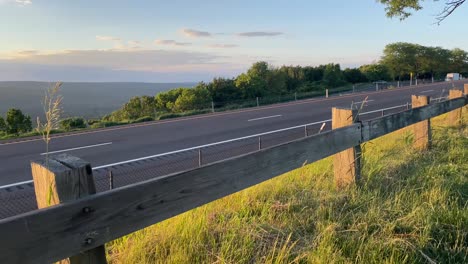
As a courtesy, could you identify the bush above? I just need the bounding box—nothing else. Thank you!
[87,119,101,126]
[158,110,211,120]
[90,122,105,129]
[60,117,86,131]
[132,116,154,123]
[5,108,32,134]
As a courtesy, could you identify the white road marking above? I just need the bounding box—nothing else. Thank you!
[248,115,282,122]
[420,90,434,93]
[40,142,112,155]
[353,99,375,104]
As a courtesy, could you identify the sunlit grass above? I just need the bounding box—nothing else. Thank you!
[107,111,467,263]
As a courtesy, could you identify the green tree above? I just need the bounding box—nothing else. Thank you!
[266,68,287,95]
[449,48,468,74]
[360,64,391,82]
[235,73,266,98]
[419,46,451,80]
[205,78,240,103]
[155,88,185,112]
[343,68,368,84]
[5,108,32,134]
[381,42,423,80]
[322,63,345,87]
[173,87,211,112]
[0,116,6,133]
[379,0,465,23]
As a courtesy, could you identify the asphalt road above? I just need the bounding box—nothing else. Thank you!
[1,80,467,187]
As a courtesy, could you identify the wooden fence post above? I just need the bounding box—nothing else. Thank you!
[332,107,361,188]
[31,154,107,264]
[411,95,431,150]
[448,89,464,126]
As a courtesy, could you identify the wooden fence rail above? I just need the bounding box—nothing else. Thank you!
[0,94,466,264]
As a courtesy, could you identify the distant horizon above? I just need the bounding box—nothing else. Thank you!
[1,1,466,82]
[0,80,199,84]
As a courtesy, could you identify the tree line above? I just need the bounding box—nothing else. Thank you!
[104,42,467,122]
[1,42,467,136]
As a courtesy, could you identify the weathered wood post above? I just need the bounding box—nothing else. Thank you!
[448,89,464,126]
[31,154,107,264]
[411,95,431,150]
[332,107,361,188]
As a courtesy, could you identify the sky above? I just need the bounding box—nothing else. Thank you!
[0,0,467,82]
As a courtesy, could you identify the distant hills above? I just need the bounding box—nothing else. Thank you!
[0,81,196,119]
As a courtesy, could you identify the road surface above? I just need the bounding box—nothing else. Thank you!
[0,80,466,187]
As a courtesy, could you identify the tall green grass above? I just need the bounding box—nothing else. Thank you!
[107,112,467,263]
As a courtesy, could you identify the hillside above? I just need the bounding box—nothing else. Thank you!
[106,110,467,263]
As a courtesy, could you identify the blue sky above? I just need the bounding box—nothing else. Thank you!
[0,0,466,82]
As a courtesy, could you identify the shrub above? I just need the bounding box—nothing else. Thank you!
[132,116,154,123]
[87,119,101,126]
[60,117,86,131]
[5,108,32,134]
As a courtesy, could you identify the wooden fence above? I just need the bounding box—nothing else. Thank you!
[0,88,467,263]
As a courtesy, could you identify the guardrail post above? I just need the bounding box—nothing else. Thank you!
[31,154,107,264]
[326,89,329,98]
[411,95,431,150]
[198,148,203,167]
[448,89,464,126]
[109,170,114,190]
[256,97,259,107]
[332,108,361,188]
[258,137,262,150]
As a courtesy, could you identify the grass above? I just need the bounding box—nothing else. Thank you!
[106,110,467,263]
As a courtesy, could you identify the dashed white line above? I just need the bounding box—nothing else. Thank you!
[420,90,434,93]
[40,142,113,155]
[248,115,282,122]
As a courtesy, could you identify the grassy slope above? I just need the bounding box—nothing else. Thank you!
[107,110,467,264]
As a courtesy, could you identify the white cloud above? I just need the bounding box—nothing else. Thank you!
[207,44,239,49]
[96,35,121,41]
[181,28,212,38]
[154,39,192,46]
[0,0,32,5]
[1,49,228,73]
[237,31,284,37]
[16,0,31,5]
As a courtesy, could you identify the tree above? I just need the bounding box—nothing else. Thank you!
[449,48,468,74]
[381,42,423,80]
[360,64,391,82]
[173,87,211,112]
[155,88,185,112]
[5,108,32,135]
[235,73,266,98]
[419,46,450,80]
[205,78,240,103]
[379,0,465,23]
[0,116,6,133]
[343,68,368,84]
[322,63,345,87]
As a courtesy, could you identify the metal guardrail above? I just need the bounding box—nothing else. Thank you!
[0,98,448,220]
[0,95,465,264]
